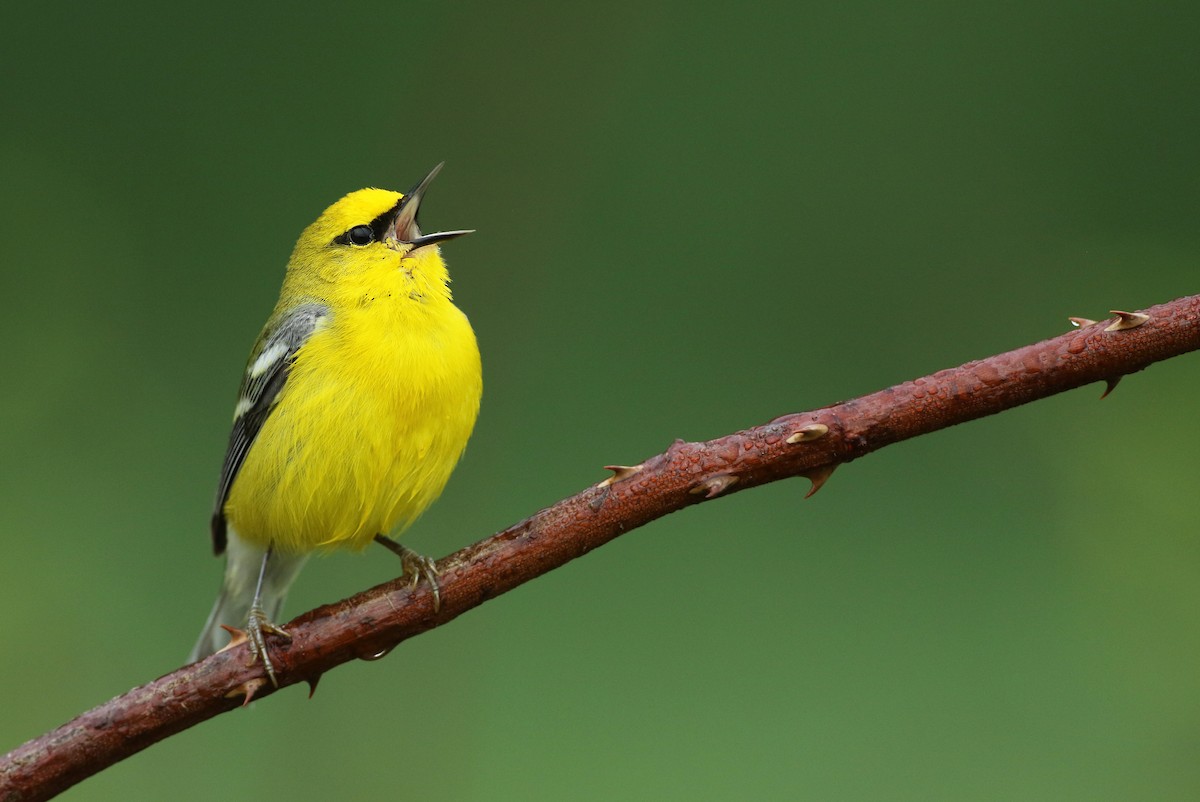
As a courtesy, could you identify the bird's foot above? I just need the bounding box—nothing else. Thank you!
[374,535,442,612]
[246,603,290,687]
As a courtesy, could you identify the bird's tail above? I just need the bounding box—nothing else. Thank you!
[188,530,309,664]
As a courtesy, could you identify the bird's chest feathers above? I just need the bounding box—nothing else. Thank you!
[290,266,468,443]
[350,261,438,309]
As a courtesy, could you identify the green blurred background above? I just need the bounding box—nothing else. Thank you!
[2,2,1198,799]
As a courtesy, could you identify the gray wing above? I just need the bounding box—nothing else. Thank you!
[210,303,329,555]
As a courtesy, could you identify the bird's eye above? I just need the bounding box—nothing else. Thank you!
[346,225,374,246]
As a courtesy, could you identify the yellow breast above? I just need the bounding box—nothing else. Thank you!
[224,264,482,554]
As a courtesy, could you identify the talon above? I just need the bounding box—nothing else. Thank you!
[375,535,442,612]
[400,549,442,612]
[246,603,289,687]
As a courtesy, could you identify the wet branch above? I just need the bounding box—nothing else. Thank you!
[3,295,1198,802]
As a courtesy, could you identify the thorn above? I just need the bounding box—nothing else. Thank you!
[599,464,643,487]
[1100,376,1122,399]
[1068,316,1097,328]
[1105,310,1149,332]
[217,624,248,653]
[802,464,838,499]
[690,474,738,499]
[226,677,269,707]
[306,674,322,699]
[786,423,829,444]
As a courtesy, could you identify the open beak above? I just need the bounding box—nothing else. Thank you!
[392,162,474,250]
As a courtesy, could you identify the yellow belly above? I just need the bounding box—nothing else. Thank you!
[224,301,481,554]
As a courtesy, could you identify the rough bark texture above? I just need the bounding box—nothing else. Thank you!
[3,296,1197,801]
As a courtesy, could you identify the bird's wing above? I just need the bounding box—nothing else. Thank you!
[210,303,329,555]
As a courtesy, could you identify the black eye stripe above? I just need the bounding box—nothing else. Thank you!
[334,225,375,246]
[332,195,405,247]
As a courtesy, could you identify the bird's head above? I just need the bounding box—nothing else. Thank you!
[284,163,471,302]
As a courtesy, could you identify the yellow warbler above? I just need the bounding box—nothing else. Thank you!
[189,164,481,684]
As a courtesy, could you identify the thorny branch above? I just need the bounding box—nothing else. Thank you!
[3,295,1198,802]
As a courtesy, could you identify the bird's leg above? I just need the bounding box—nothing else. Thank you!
[373,534,441,612]
[246,545,291,687]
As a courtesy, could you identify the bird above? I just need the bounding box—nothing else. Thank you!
[188,164,482,685]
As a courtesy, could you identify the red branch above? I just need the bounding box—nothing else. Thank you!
[3,295,1198,801]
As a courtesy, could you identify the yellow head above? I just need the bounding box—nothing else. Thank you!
[279,164,472,308]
